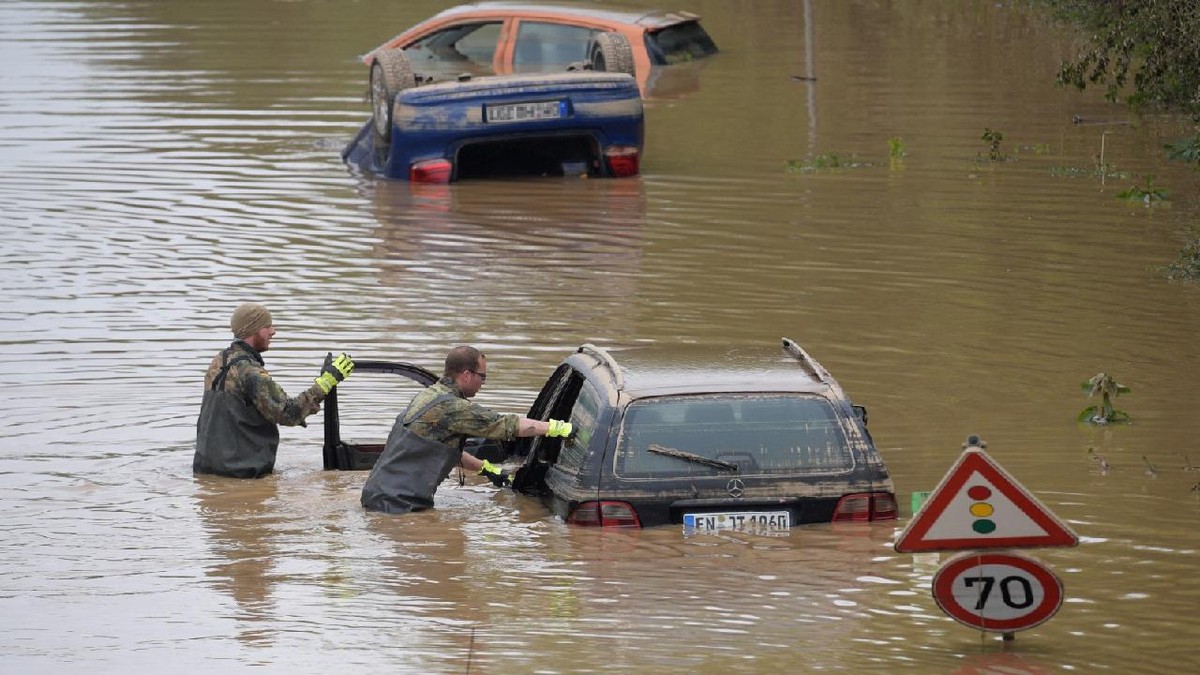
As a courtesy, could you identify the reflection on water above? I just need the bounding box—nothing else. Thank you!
[2,0,1200,672]
[195,477,283,647]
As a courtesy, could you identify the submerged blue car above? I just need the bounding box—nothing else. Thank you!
[342,48,644,182]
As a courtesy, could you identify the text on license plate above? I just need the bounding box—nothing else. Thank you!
[486,100,565,123]
[683,511,791,531]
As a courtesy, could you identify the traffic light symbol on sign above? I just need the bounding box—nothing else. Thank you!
[968,485,996,534]
[894,448,1079,552]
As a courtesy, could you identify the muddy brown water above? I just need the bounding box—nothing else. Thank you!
[2,0,1199,672]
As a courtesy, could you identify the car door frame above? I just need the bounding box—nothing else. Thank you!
[322,359,437,470]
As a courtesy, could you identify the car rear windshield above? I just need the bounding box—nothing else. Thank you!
[614,394,853,478]
[646,21,718,65]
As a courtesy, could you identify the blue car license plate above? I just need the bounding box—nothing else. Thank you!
[485,100,565,123]
[683,511,790,532]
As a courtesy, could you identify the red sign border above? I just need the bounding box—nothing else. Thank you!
[932,551,1064,632]
[894,449,1079,552]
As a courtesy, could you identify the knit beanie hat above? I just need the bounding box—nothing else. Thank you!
[231,302,273,338]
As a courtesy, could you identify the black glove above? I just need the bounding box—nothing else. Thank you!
[478,460,512,488]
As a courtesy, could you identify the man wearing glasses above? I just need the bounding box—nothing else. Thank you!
[361,345,573,513]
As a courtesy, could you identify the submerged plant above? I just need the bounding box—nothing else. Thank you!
[1164,234,1200,281]
[785,154,872,173]
[1116,175,1169,204]
[979,128,1007,162]
[1049,131,1131,180]
[888,137,906,160]
[1049,165,1131,179]
[1165,135,1200,169]
[1078,372,1132,425]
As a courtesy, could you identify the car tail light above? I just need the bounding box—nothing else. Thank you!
[604,145,640,177]
[833,492,898,522]
[567,500,642,528]
[409,159,452,183]
[871,492,898,520]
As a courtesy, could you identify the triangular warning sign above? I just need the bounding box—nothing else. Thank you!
[894,447,1079,553]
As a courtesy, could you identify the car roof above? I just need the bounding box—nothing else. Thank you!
[570,340,843,400]
[428,2,702,31]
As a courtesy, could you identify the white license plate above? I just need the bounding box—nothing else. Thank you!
[683,511,791,532]
[486,100,564,123]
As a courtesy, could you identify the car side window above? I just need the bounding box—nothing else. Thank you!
[513,364,571,458]
[405,22,502,75]
[513,21,598,72]
[518,363,591,460]
[554,380,599,473]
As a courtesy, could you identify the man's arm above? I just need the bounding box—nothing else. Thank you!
[459,451,485,472]
[244,367,323,426]
[516,417,551,437]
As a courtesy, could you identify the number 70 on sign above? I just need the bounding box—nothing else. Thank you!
[963,575,1035,610]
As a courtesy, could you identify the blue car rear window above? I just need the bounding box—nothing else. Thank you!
[614,394,852,478]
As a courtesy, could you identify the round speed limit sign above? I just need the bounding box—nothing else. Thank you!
[932,551,1064,632]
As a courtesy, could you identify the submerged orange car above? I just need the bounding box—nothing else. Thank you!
[363,2,719,96]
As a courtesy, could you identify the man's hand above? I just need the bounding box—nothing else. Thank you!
[478,459,512,488]
[315,352,355,394]
[546,419,573,438]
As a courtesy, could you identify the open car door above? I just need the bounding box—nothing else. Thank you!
[322,360,437,470]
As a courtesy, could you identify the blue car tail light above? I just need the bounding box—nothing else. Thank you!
[409,158,452,183]
[604,145,640,177]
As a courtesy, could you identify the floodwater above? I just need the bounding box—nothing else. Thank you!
[2,0,1199,672]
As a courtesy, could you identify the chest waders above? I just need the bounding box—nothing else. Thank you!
[194,350,280,479]
[360,393,463,513]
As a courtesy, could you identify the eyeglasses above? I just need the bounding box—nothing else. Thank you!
[469,370,487,382]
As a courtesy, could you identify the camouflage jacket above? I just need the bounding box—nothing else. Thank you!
[204,340,323,427]
[403,378,519,444]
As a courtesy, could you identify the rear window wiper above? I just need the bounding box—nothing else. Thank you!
[648,444,739,471]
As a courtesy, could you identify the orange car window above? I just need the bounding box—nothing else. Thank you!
[513,22,599,73]
[405,21,503,76]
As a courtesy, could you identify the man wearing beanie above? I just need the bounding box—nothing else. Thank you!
[194,302,355,478]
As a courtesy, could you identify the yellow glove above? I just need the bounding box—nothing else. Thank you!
[478,460,512,488]
[546,419,573,438]
[315,352,355,394]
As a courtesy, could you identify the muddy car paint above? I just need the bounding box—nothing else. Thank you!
[342,71,644,181]
[510,339,897,528]
[363,2,718,97]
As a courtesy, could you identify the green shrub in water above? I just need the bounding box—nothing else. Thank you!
[979,128,1007,162]
[785,154,872,173]
[1166,135,1200,168]
[1116,175,1168,204]
[1078,372,1131,425]
[1165,235,1200,281]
